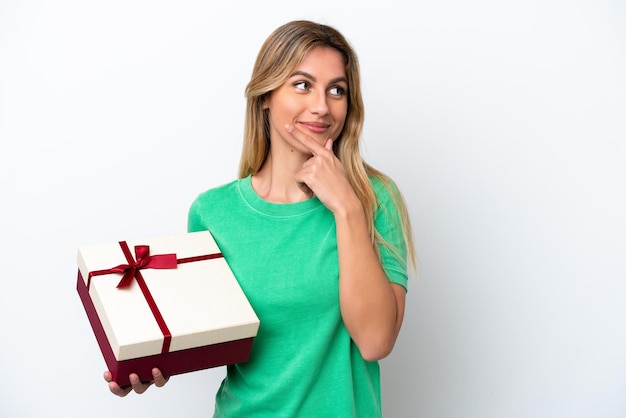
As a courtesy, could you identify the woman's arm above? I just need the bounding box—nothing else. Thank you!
[291,127,406,360]
[333,200,406,361]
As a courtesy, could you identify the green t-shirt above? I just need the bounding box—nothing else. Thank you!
[188,175,408,418]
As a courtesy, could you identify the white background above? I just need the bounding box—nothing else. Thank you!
[1,1,625,417]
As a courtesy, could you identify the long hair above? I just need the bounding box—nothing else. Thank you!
[239,20,417,273]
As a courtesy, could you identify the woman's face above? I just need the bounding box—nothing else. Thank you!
[263,46,348,155]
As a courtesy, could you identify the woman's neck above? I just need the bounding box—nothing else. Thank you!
[251,148,313,204]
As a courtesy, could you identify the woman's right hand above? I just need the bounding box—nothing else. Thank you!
[103,368,169,397]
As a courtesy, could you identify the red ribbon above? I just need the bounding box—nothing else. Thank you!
[111,244,178,288]
[87,240,223,354]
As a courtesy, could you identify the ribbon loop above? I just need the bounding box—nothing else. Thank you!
[114,244,178,288]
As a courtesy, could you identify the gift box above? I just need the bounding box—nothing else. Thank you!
[76,230,260,386]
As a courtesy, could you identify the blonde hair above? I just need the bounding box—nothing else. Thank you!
[239,20,417,274]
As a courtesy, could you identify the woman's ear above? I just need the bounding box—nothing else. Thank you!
[261,93,271,110]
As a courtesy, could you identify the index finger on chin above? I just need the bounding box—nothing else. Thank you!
[285,124,325,155]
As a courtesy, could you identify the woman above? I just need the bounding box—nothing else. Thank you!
[105,19,416,417]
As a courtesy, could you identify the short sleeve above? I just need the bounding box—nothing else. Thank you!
[187,195,206,233]
[372,177,409,292]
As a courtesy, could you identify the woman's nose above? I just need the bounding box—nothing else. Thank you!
[309,90,329,115]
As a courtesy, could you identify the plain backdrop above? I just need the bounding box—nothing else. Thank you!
[1,1,624,417]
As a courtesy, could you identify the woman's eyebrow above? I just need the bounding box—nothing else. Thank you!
[289,71,348,85]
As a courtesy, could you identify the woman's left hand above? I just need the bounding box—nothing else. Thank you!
[287,124,359,214]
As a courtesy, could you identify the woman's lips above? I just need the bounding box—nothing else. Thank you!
[300,122,330,134]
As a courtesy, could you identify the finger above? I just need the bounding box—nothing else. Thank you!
[296,181,314,197]
[104,372,132,397]
[152,368,169,388]
[108,380,132,397]
[129,373,152,394]
[324,138,333,151]
[285,124,327,155]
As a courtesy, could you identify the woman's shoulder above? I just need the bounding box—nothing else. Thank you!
[190,177,246,208]
[368,172,401,203]
[188,177,249,232]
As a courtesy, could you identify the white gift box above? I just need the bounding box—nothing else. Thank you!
[76,230,259,386]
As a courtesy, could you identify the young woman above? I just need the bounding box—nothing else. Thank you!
[105,19,416,417]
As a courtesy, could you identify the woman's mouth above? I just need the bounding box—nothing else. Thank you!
[300,122,330,135]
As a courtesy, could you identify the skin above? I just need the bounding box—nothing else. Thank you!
[105,45,405,396]
[104,368,168,397]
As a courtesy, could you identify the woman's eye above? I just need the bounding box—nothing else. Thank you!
[329,86,345,97]
[294,81,309,91]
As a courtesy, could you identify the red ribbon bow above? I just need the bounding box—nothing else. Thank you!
[109,245,178,288]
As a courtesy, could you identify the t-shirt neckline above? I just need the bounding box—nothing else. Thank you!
[238,175,324,217]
